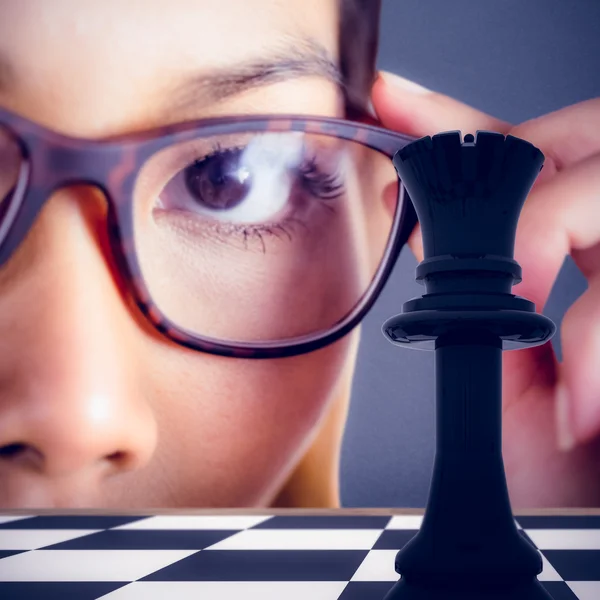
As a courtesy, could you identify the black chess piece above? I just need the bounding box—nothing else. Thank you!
[381,131,557,600]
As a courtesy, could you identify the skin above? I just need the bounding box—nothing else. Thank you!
[0,0,363,508]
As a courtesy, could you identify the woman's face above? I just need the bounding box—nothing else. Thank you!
[0,0,372,508]
[0,0,366,508]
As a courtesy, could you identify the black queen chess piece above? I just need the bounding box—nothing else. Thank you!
[381,131,557,600]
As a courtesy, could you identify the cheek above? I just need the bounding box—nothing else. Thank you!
[144,332,355,506]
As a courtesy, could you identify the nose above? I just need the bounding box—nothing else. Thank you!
[0,186,158,505]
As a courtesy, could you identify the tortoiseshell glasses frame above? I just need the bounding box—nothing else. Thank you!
[0,106,418,359]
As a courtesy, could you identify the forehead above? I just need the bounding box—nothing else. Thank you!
[0,0,339,76]
[0,0,341,133]
[0,0,339,51]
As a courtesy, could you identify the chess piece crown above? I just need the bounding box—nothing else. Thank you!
[394,130,544,262]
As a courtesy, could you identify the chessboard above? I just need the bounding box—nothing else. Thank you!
[0,512,598,599]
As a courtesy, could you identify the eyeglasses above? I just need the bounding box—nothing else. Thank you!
[0,107,417,359]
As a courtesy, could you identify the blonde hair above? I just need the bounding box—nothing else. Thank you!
[272,330,361,508]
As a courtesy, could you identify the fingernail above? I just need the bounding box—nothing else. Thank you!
[380,71,432,95]
[555,383,576,452]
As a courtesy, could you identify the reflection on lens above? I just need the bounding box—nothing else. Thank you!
[0,125,22,225]
[134,131,400,343]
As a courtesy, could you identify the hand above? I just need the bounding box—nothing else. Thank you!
[372,72,600,507]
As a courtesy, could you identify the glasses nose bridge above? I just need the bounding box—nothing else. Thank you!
[31,137,119,192]
[0,136,123,268]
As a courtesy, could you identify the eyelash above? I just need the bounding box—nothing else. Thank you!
[296,155,345,199]
[221,218,308,254]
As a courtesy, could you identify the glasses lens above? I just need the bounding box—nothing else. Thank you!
[133,130,400,343]
[0,125,22,224]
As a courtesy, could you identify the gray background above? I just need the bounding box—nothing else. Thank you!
[340,0,600,507]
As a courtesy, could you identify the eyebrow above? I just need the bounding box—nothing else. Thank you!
[161,36,344,117]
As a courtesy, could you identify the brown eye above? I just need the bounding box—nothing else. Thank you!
[184,148,252,211]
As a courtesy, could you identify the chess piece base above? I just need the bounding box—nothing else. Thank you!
[383,576,555,600]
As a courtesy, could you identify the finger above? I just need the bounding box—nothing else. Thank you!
[510,97,600,178]
[557,277,600,449]
[514,151,600,315]
[502,152,600,442]
[572,240,600,281]
[508,97,600,199]
[372,71,512,138]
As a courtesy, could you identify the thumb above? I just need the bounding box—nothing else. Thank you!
[372,71,512,139]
